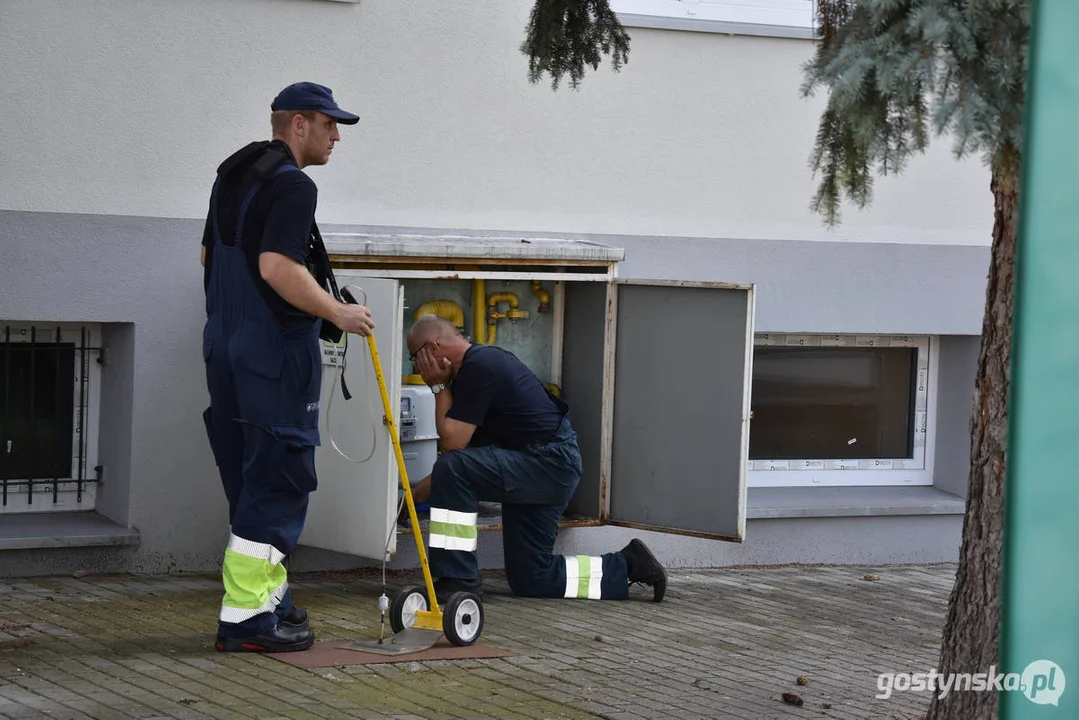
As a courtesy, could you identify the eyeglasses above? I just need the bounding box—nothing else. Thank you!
[408,341,429,362]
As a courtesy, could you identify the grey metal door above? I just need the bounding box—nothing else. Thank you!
[560,281,611,521]
[608,280,754,541]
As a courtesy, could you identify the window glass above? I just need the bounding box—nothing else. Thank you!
[749,346,917,460]
[0,343,76,480]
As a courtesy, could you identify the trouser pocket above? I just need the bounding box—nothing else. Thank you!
[239,421,320,496]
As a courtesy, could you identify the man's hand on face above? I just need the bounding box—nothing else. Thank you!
[416,345,453,386]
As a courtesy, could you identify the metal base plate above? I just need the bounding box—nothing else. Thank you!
[340,627,444,656]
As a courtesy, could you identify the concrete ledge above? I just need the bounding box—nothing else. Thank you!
[747,486,967,519]
[0,511,140,550]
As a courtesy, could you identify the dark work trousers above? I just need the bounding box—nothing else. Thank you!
[201,165,323,639]
[428,415,630,600]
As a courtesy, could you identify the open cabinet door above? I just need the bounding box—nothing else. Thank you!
[560,281,609,520]
[300,274,404,560]
[608,279,754,541]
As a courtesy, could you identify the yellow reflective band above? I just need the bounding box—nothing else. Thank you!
[218,536,289,624]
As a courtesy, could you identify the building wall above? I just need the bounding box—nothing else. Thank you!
[0,211,979,576]
[2,0,991,244]
[0,0,989,575]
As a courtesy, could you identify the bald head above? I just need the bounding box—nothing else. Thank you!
[407,314,470,371]
[409,315,461,346]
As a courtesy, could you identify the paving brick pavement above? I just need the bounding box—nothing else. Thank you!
[0,564,956,719]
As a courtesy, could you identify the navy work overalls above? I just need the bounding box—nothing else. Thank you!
[202,163,323,639]
[428,401,631,600]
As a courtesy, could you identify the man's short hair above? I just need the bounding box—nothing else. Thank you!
[409,314,462,345]
[270,109,317,136]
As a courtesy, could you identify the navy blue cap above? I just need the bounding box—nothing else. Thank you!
[270,82,359,125]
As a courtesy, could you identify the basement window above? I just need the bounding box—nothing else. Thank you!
[0,323,102,512]
[747,334,934,487]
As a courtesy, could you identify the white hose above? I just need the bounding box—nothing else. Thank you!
[323,283,418,623]
[324,284,381,465]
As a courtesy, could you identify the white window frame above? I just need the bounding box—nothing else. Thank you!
[747,333,937,488]
[610,0,816,40]
[0,322,100,513]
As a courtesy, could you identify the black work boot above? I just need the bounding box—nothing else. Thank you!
[279,605,309,630]
[433,577,484,604]
[621,538,667,602]
[215,623,315,653]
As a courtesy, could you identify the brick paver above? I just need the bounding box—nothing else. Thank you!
[0,565,953,719]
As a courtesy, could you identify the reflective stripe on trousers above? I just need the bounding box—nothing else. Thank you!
[564,555,604,600]
[428,507,479,552]
[219,532,290,623]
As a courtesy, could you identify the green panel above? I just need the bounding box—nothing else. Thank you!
[1001,1,1079,716]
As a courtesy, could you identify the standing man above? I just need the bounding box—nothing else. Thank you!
[201,82,374,653]
[406,315,668,604]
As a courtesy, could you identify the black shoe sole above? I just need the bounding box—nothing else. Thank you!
[215,636,315,653]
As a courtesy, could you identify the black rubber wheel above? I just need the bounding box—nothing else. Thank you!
[390,585,428,634]
[442,591,484,646]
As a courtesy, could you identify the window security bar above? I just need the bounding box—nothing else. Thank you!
[0,325,103,507]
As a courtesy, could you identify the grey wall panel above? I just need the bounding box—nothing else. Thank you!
[610,234,989,336]
[0,210,228,573]
[560,282,608,519]
[96,323,135,525]
[384,513,964,570]
[610,283,749,538]
[933,336,980,498]
[556,515,963,567]
[320,224,990,335]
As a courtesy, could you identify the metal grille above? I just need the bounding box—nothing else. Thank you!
[0,325,102,507]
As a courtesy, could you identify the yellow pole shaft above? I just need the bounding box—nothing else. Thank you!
[365,333,441,615]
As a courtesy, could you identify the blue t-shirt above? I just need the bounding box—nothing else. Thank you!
[201,141,320,330]
[448,345,566,449]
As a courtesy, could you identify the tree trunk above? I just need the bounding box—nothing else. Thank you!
[926,172,1018,720]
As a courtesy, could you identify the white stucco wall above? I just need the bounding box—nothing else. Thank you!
[0,0,991,245]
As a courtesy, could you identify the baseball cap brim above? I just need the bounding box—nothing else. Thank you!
[321,108,360,125]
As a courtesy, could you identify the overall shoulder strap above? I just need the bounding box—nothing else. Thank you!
[234,161,301,246]
[208,177,223,246]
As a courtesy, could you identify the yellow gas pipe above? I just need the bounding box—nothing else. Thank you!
[413,299,464,331]
[531,280,551,312]
[472,280,487,344]
[486,292,529,345]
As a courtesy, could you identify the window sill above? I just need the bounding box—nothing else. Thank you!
[616,14,814,40]
[0,511,139,550]
[747,486,966,519]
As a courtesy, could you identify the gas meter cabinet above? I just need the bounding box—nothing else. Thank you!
[298,232,757,573]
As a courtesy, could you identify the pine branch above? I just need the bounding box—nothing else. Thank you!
[521,0,631,90]
[801,0,1028,226]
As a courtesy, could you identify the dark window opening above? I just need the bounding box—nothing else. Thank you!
[0,325,100,507]
[749,346,918,460]
[1,336,75,481]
